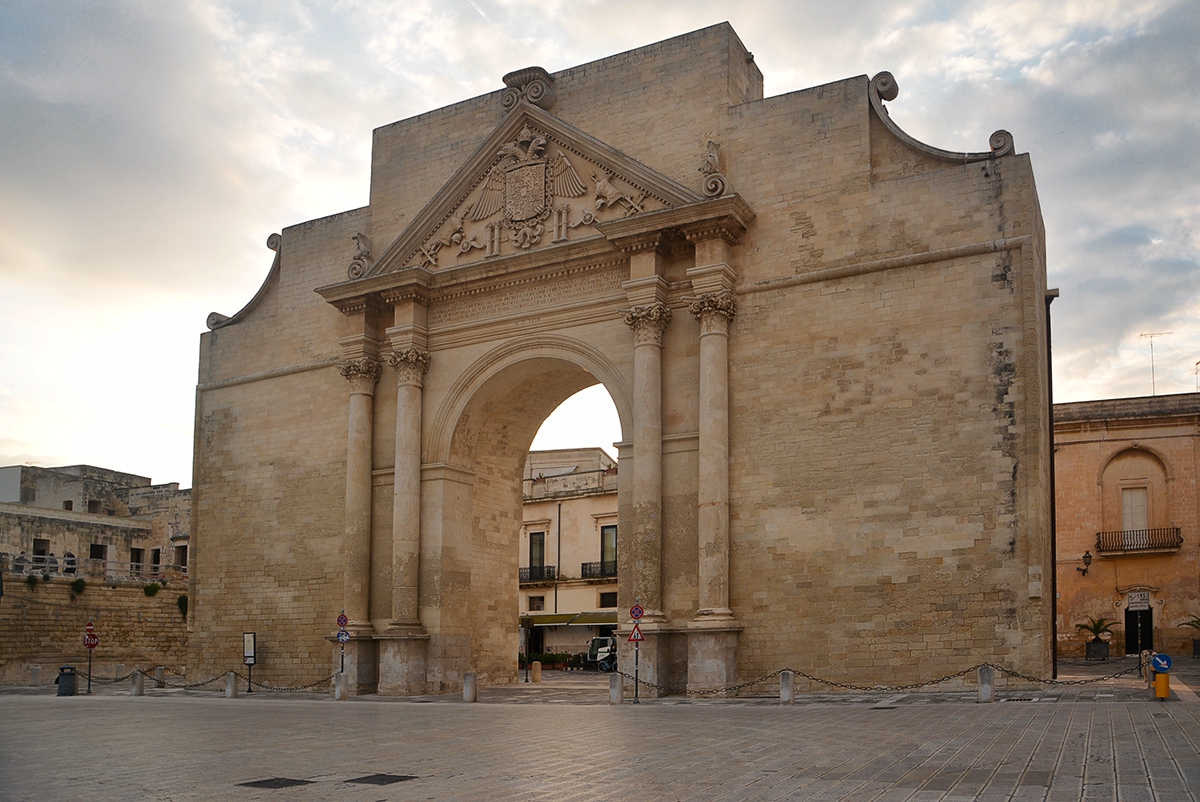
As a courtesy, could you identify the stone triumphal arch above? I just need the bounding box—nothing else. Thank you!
[191,24,1053,695]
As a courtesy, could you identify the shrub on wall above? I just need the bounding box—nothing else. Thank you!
[176,594,188,617]
[143,582,161,597]
[70,578,87,596]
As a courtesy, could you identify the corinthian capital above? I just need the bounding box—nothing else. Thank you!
[387,348,431,386]
[689,291,736,335]
[338,357,382,394]
[622,303,672,346]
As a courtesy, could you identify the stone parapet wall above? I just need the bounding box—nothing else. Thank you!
[0,571,187,685]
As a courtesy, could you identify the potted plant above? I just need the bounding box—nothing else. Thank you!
[1180,615,1200,658]
[1076,616,1115,660]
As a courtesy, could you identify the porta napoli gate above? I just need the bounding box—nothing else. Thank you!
[314,69,752,695]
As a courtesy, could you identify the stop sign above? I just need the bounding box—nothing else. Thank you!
[83,633,99,650]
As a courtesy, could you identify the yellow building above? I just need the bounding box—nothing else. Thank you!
[518,449,618,659]
[1054,394,1200,659]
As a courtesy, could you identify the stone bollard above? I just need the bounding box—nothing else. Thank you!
[334,672,347,701]
[531,661,542,683]
[154,666,165,688]
[780,670,796,704]
[978,665,995,703]
[115,663,126,681]
[225,671,238,699]
[1143,651,1154,689]
[609,673,624,704]
[30,666,42,686]
[132,670,144,697]
[462,672,477,703]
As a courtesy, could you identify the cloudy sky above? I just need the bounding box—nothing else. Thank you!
[1,0,1197,487]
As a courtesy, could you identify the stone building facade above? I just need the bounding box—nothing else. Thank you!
[191,24,1051,695]
[0,464,190,683]
[518,448,618,656]
[1054,394,1200,658]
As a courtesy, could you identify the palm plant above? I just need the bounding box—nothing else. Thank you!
[1075,615,1116,643]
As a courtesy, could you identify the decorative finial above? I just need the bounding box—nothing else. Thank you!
[501,66,556,112]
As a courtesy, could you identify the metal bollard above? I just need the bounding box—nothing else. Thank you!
[132,670,144,697]
[30,666,42,686]
[531,661,542,683]
[609,673,624,704]
[334,672,347,701]
[978,665,995,703]
[780,670,795,704]
[463,672,477,703]
[1155,672,1170,701]
[154,666,165,688]
[225,671,238,698]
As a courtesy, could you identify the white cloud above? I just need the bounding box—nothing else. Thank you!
[0,0,1197,481]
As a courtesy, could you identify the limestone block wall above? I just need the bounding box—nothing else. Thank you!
[0,572,187,685]
[190,23,1050,694]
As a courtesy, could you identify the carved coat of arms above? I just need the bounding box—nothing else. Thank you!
[471,125,588,249]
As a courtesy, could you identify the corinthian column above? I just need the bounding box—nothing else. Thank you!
[387,347,430,630]
[690,291,736,619]
[339,356,382,633]
[622,302,671,619]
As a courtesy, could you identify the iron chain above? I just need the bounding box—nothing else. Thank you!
[615,659,1150,697]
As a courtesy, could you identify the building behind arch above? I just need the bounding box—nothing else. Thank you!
[1054,393,1200,658]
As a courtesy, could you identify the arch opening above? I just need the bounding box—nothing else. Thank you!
[435,356,626,686]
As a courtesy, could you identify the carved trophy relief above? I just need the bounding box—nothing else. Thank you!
[404,123,669,271]
[698,141,730,197]
[347,232,373,279]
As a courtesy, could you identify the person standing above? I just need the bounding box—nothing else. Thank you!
[13,551,27,574]
[46,553,59,575]
[63,551,76,576]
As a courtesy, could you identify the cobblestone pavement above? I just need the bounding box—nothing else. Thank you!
[2,657,1199,801]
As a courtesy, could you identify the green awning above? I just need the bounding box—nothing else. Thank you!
[519,611,618,628]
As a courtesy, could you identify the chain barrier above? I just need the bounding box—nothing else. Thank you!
[235,671,338,692]
[615,658,1150,698]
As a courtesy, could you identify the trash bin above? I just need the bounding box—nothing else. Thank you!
[56,665,77,697]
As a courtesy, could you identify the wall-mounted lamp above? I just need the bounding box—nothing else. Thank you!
[1076,551,1093,576]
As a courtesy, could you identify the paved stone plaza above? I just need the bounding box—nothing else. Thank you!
[2,658,1199,801]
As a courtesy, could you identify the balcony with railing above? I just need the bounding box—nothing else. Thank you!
[1095,527,1183,555]
[519,565,556,583]
[580,560,617,579]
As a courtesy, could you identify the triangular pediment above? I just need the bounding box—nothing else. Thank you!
[366,103,703,277]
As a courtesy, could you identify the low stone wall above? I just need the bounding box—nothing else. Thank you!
[0,571,187,685]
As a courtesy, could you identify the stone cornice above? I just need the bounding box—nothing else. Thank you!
[598,194,755,249]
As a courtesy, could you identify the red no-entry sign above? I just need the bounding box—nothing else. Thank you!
[85,621,95,633]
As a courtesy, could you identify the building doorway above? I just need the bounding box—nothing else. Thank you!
[1125,607,1153,654]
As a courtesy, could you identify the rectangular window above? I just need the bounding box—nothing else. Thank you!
[599,591,617,608]
[130,547,144,576]
[1123,488,1148,531]
[90,543,107,560]
[529,595,545,612]
[62,500,73,511]
[529,531,545,569]
[598,524,617,577]
[87,499,101,514]
[175,545,188,568]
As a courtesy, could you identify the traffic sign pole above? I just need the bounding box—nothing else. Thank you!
[83,622,97,694]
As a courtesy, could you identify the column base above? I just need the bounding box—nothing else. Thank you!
[617,622,674,698]
[686,619,742,696]
[326,634,378,695]
[376,631,430,695]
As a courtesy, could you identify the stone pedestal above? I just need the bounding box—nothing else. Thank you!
[329,635,378,695]
[686,623,741,696]
[618,628,671,698]
[376,632,429,695]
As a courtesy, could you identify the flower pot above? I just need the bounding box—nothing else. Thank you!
[1086,641,1109,661]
